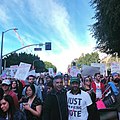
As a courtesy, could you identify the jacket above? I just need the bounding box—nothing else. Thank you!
[91,81,105,98]
[43,88,68,120]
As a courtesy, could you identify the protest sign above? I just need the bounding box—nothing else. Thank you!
[111,62,120,74]
[81,65,100,77]
[91,63,106,76]
[14,62,31,80]
[70,66,81,77]
[48,68,54,76]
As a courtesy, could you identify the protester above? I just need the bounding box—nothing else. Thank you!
[77,73,83,87]
[82,76,100,120]
[43,75,53,101]
[82,77,96,101]
[1,79,19,108]
[43,75,68,120]
[67,77,93,120]
[11,80,23,101]
[46,80,53,93]
[110,78,120,119]
[0,95,26,120]
[0,87,4,117]
[37,77,45,92]
[92,73,105,100]
[0,87,4,100]
[23,84,42,120]
[112,72,119,79]
[63,74,70,91]
[22,75,43,102]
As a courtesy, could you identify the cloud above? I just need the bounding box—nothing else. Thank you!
[26,0,96,73]
[0,0,96,73]
[0,5,10,25]
[39,33,95,73]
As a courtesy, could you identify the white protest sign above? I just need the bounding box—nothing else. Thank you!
[81,65,100,77]
[48,68,54,76]
[1,68,11,78]
[28,70,36,76]
[10,65,18,78]
[70,66,80,77]
[14,62,31,80]
[91,63,106,76]
[111,62,120,74]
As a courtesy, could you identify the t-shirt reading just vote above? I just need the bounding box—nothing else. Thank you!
[67,90,92,120]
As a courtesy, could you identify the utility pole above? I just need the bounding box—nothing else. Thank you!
[0,28,18,74]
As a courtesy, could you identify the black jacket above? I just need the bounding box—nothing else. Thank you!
[43,88,68,120]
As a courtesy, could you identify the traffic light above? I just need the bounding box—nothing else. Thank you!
[45,42,51,50]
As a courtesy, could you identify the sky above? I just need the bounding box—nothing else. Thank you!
[0,0,104,73]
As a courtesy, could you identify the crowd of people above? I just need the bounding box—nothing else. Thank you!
[0,72,120,120]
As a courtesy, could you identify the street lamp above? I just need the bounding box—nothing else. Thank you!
[0,28,18,74]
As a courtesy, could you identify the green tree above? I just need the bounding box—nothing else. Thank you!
[90,0,120,56]
[75,52,99,68]
[44,61,57,73]
[3,52,46,72]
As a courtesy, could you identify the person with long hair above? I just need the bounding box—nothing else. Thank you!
[23,84,42,120]
[11,80,23,101]
[82,76,100,120]
[0,95,26,120]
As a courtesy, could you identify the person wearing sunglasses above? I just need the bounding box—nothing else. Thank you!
[82,76,100,120]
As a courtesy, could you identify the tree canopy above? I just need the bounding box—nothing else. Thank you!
[44,61,57,73]
[74,52,99,68]
[90,0,120,56]
[3,52,56,73]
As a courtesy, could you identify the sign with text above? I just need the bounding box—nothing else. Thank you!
[111,62,120,74]
[81,65,100,77]
[70,66,81,77]
[91,63,106,76]
[1,65,18,79]
[48,68,54,76]
[14,62,31,80]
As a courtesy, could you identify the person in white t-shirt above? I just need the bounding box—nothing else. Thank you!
[67,77,93,120]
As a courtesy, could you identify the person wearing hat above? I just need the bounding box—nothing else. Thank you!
[2,79,19,108]
[67,77,94,120]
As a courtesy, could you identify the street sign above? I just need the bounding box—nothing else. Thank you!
[34,48,42,51]
[45,42,51,50]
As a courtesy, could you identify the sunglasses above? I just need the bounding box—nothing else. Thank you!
[85,79,91,82]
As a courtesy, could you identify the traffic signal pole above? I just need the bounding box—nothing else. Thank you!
[2,43,44,58]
